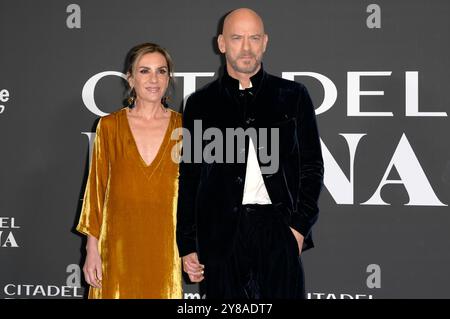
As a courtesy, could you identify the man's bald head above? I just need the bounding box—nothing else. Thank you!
[218,8,268,77]
[222,8,265,35]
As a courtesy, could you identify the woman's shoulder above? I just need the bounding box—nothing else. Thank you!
[97,107,126,131]
[167,107,182,124]
[167,107,181,117]
[99,108,126,126]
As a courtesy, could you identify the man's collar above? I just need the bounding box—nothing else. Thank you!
[239,81,253,90]
[222,63,265,91]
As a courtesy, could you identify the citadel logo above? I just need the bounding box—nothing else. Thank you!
[0,88,9,114]
[0,217,20,248]
[81,70,447,207]
[308,292,373,299]
[83,71,448,118]
[307,264,380,299]
[2,264,84,298]
[183,291,373,299]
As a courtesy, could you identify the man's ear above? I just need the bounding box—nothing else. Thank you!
[262,34,269,53]
[217,34,226,54]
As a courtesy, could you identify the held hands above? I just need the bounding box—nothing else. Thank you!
[289,227,304,256]
[83,235,102,288]
[182,252,205,283]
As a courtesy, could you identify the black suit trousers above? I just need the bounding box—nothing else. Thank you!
[204,204,306,299]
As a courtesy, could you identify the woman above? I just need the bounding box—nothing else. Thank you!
[77,43,182,298]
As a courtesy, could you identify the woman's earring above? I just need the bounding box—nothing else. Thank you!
[127,88,136,108]
[161,95,171,106]
[127,96,135,108]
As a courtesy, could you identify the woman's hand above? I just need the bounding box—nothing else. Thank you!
[83,235,102,288]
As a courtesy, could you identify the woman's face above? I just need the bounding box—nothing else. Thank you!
[128,52,169,105]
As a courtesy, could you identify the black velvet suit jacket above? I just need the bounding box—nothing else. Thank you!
[176,66,324,265]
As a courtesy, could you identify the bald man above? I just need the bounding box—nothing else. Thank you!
[177,8,324,299]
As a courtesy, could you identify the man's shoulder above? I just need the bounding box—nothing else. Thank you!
[265,72,305,92]
[188,78,220,102]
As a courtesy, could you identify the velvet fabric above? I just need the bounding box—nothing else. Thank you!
[204,204,305,299]
[177,65,324,265]
[77,108,183,299]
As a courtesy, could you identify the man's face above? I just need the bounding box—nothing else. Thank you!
[218,15,268,75]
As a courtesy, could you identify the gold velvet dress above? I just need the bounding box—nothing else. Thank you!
[76,107,182,299]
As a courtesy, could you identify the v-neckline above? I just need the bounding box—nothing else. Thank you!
[123,107,173,169]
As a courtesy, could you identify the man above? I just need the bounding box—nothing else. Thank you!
[177,8,324,299]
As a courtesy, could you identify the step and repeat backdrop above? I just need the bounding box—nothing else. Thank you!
[1,0,449,299]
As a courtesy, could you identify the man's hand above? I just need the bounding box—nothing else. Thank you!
[182,252,205,283]
[289,227,304,255]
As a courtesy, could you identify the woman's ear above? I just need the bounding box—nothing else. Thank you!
[127,72,134,89]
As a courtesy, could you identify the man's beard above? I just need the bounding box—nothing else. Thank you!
[227,52,262,74]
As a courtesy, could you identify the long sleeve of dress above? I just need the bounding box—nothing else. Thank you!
[76,118,109,239]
